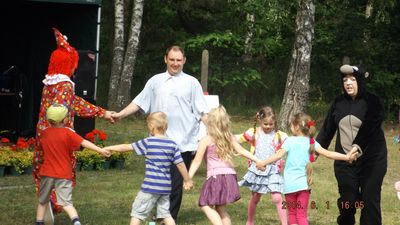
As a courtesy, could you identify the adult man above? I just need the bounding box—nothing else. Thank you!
[112,45,208,221]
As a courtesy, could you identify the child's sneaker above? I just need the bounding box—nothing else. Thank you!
[73,221,81,225]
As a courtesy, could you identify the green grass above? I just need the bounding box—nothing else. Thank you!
[1,117,399,225]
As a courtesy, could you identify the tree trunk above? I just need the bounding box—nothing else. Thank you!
[242,12,254,63]
[107,0,125,110]
[115,0,144,110]
[278,0,315,131]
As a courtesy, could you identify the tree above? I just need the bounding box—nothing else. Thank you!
[107,0,144,111]
[278,0,315,131]
[107,0,125,110]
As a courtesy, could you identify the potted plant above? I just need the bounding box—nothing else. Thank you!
[0,150,12,177]
[9,151,33,175]
[110,152,130,169]
[76,149,106,171]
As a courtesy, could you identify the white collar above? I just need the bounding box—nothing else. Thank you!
[42,74,75,88]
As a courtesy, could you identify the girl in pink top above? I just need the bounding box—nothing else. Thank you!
[189,105,260,225]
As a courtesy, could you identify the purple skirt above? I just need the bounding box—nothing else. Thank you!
[198,174,241,207]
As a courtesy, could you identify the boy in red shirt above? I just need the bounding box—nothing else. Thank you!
[35,105,110,225]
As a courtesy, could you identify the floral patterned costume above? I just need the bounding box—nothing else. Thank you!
[33,28,106,213]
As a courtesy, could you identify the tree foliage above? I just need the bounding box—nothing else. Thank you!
[97,0,400,119]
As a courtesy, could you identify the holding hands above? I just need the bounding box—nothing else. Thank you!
[99,148,111,157]
[183,179,193,191]
[347,147,360,163]
[110,111,123,123]
[103,110,117,123]
[256,160,267,171]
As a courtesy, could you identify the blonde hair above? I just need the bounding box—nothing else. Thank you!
[291,112,316,186]
[207,105,233,161]
[146,112,168,133]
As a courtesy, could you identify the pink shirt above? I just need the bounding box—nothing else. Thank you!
[205,144,236,179]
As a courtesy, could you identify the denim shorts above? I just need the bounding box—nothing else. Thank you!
[131,191,171,220]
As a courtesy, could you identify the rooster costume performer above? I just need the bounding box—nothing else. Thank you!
[33,28,111,216]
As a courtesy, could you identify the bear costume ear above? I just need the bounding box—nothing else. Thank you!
[340,64,357,75]
[340,64,369,78]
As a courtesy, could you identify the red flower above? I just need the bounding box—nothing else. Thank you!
[1,137,10,143]
[16,137,29,149]
[27,137,36,145]
[92,129,101,135]
[98,132,107,141]
[85,132,95,142]
[84,129,107,144]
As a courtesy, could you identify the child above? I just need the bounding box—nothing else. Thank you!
[36,104,110,225]
[237,106,287,225]
[103,111,193,225]
[189,105,261,225]
[256,112,357,225]
[395,181,400,200]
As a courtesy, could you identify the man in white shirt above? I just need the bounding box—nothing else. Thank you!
[112,45,208,222]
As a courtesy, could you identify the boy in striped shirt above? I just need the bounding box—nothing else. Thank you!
[104,112,193,225]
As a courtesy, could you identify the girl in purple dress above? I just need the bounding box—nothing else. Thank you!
[189,105,260,225]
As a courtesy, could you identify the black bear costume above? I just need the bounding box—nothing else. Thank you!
[316,65,387,225]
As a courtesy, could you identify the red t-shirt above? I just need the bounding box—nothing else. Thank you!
[39,127,83,179]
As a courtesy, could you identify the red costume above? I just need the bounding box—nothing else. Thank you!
[33,28,106,212]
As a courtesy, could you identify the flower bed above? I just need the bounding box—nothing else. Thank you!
[0,136,35,176]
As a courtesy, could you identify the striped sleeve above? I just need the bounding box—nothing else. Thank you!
[132,138,148,155]
[172,146,184,165]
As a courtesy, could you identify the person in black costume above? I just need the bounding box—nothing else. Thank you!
[316,64,387,225]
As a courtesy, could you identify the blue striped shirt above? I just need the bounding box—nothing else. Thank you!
[132,136,183,194]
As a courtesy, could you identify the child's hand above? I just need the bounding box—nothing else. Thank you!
[256,160,266,171]
[347,147,359,163]
[100,148,111,157]
[183,179,193,191]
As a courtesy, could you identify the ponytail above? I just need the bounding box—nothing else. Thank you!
[292,112,317,186]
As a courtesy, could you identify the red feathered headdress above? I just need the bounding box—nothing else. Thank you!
[47,28,79,77]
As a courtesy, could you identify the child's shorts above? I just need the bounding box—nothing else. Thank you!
[39,176,73,206]
[131,191,171,221]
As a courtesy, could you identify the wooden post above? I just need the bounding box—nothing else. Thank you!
[342,56,350,65]
[201,49,209,93]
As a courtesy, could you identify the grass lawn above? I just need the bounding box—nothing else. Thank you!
[1,116,399,225]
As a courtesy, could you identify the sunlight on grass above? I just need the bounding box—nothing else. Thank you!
[0,117,399,225]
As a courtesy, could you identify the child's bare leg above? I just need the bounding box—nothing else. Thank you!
[36,203,47,220]
[246,192,261,225]
[162,216,176,225]
[130,217,142,225]
[201,205,224,225]
[216,205,231,225]
[63,205,79,219]
[271,192,287,225]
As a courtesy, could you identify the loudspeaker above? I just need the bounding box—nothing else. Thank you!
[73,50,96,99]
[73,50,96,137]
[0,66,28,140]
[0,94,19,131]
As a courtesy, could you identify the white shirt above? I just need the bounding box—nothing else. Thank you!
[133,71,208,152]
